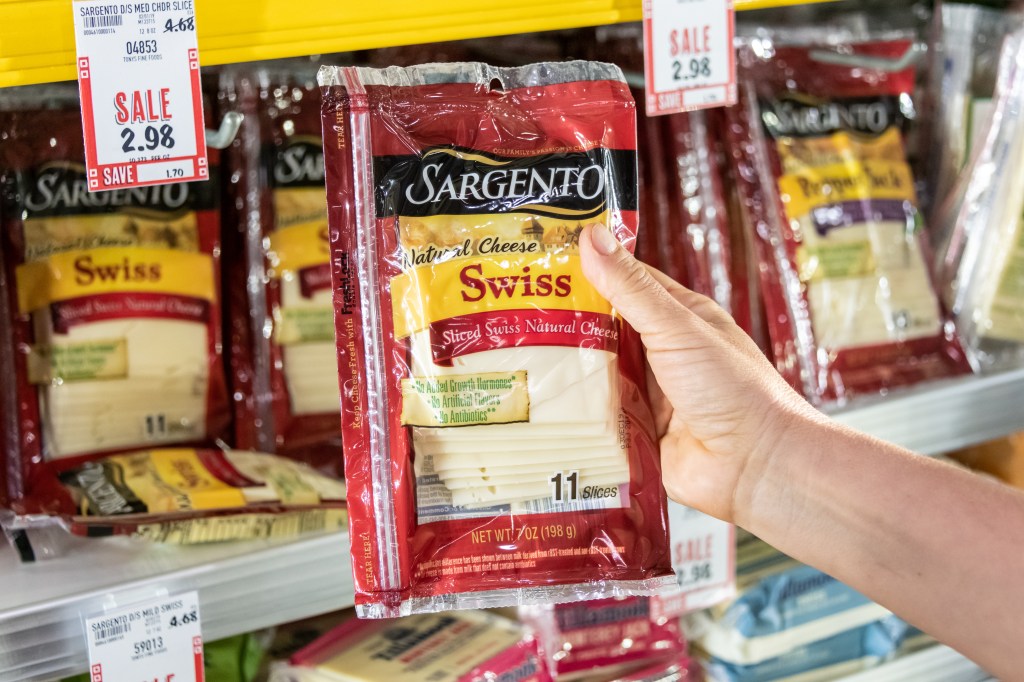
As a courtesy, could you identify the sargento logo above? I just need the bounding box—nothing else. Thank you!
[761,96,900,138]
[21,163,191,215]
[273,138,325,187]
[374,146,637,220]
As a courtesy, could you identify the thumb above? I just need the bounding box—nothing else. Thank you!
[579,225,687,339]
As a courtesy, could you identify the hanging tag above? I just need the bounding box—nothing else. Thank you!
[85,591,204,682]
[665,501,735,613]
[642,0,737,115]
[71,0,208,191]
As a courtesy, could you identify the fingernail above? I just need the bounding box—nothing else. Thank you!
[590,226,619,256]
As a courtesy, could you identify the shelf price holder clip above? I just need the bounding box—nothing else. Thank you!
[642,0,737,115]
[84,589,205,682]
[71,0,208,192]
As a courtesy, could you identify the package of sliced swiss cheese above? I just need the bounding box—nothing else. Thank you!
[0,92,232,510]
[319,61,673,617]
[221,67,343,475]
[726,39,970,404]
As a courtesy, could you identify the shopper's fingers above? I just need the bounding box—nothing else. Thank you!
[580,225,701,341]
[642,264,738,333]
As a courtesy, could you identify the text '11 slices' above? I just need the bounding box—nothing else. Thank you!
[319,61,673,617]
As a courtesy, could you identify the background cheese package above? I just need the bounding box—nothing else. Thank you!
[0,89,231,510]
[320,61,673,616]
[221,66,344,475]
[726,37,970,403]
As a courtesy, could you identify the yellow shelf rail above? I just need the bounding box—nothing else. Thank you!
[1,0,835,89]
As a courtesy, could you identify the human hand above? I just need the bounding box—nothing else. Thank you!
[579,225,822,523]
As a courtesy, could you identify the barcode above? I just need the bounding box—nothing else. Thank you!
[94,622,128,645]
[83,14,123,29]
[516,496,613,514]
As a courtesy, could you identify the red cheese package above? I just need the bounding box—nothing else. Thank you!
[728,39,969,404]
[319,61,673,617]
[521,596,687,681]
[221,67,344,475]
[0,90,231,508]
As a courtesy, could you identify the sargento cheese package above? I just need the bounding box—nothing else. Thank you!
[0,447,346,560]
[520,596,687,681]
[0,94,232,505]
[726,39,970,403]
[269,610,553,682]
[220,67,343,474]
[318,61,673,616]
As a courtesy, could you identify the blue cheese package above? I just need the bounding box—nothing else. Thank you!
[701,616,908,682]
[685,538,892,666]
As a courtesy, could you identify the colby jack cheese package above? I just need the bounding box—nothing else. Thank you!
[221,68,343,473]
[269,610,552,682]
[726,39,969,403]
[0,97,231,507]
[2,447,346,559]
[319,61,673,616]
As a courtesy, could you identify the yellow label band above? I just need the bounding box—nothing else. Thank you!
[401,371,530,427]
[391,253,610,339]
[274,306,336,345]
[131,509,347,544]
[113,449,247,512]
[778,159,916,220]
[267,220,331,276]
[16,247,215,314]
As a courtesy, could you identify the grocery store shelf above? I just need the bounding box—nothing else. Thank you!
[1,370,1021,681]
[0,0,837,88]
[829,368,1024,456]
[0,531,352,681]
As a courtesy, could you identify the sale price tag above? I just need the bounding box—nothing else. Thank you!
[72,0,208,191]
[642,0,737,115]
[664,501,735,614]
[85,591,204,682]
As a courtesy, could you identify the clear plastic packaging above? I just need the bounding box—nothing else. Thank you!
[520,596,686,681]
[936,27,1024,372]
[0,447,347,561]
[220,64,344,475]
[0,87,231,505]
[726,37,970,404]
[925,3,1023,227]
[319,61,673,617]
[269,610,552,682]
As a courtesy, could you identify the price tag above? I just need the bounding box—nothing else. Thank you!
[85,591,204,682]
[642,0,737,115]
[72,0,208,191]
[665,501,735,614]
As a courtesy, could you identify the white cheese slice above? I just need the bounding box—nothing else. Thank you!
[413,431,620,456]
[430,454,626,480]
[279,277,341,415]
[440,463,628,489]
[407,331,618,425]
[422,443,623,473]
[36,317,209,459]
[413,420,617,444]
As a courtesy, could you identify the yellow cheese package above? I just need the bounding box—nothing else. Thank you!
[1,448,346,561]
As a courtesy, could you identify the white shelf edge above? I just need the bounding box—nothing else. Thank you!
[829,368,1024,456]
[0,531,352,681]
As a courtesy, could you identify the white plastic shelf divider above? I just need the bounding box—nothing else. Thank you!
[828,368,1024,456]
[0,531,352,681]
